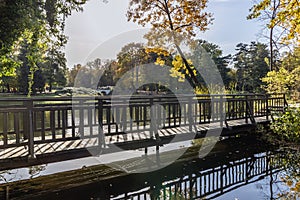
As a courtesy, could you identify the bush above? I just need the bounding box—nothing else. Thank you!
[270,107,300,142]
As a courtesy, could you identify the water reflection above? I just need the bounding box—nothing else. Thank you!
[273,148,300,200]
[0,137,299,200]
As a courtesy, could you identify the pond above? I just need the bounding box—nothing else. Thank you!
[0,136,299,200]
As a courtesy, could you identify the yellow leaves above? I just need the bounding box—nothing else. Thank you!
[155,57,165,66]
[286,179,294,187]
[170,55,196,82]
[145,47,169,66]
[127,0,213,40]
[295,181,300,192]
[172,55,194,73]
[248,0,300,45]
[146,47,170,57]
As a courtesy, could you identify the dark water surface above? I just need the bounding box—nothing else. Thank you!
[0,136,299,200]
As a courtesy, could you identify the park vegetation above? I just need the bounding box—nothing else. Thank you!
[0,0,298,98]
[0,0,299,194]
[0,0,298,99]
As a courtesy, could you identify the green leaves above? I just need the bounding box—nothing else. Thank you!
[262,46,300,98]
[271,107,300,143]
[0,0,87,95]
[233,42,269,92]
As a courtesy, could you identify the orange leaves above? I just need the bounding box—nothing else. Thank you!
[127,0,213,38]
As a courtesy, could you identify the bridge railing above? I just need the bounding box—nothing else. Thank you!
[0,94,287,157]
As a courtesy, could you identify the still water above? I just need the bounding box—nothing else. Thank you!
[0,136,299,200]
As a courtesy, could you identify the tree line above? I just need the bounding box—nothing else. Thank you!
[0,0,299,97]
[67,40,270,94]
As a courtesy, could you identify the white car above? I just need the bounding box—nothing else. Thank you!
[97,86,113,95]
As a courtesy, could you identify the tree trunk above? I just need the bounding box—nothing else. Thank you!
[270,27,274,71]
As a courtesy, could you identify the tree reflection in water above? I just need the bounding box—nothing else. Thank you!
[275,148,300,200]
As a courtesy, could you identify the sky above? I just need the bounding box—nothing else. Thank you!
[65,0,264,68]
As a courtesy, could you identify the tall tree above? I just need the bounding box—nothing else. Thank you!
[197,40,232,88]
[0,0,87,95]
[127,0,213,88]
[248,0,300,46]
[233,42,270,92]
[116,43,148,89]
[248,0,283,71]
[67,64,82,87]
[42,47,67,92]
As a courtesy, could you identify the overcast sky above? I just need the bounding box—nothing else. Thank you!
[65,0,264,68]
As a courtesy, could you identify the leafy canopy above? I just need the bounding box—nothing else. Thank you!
[0,0,86,95]
[127,0,213,88]
[127,0,212,37]
[248,0,300,44]
[262,46,300,98]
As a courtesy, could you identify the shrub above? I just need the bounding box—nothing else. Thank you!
[270,107,300,142]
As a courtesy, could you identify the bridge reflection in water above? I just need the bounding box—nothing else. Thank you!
[0,137,283,200]
[102,151,281,200]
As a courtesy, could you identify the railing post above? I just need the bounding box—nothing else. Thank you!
[283,93,288,109]
[188,96,193,132]
[122,99,127,132]
[245,95,248,124]
[98,98,104,148]
[79,99,84,137]
[220,95,224,128]
[24,99,35,159]
[150,97,155,139]
[211,95,215,122]
[266,94,269,121]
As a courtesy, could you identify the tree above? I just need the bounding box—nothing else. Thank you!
[16,38,47,95]
[262,46,300,99]
[42,47,67,91]
[0,0,87,95]
[0,0,86,54]
[97,61,117,87]
[233,42,270,92]
[116,43,149,89]
[127,0,213,88]
[197,40,232,88]
[248,0,283,71]
[248,0,300,46]
[86,58,117,87]
[68,59,117,89]
[67,64,82,87]
[262,67,295,94]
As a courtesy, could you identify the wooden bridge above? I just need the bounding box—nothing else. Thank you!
[0,94,287,169]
